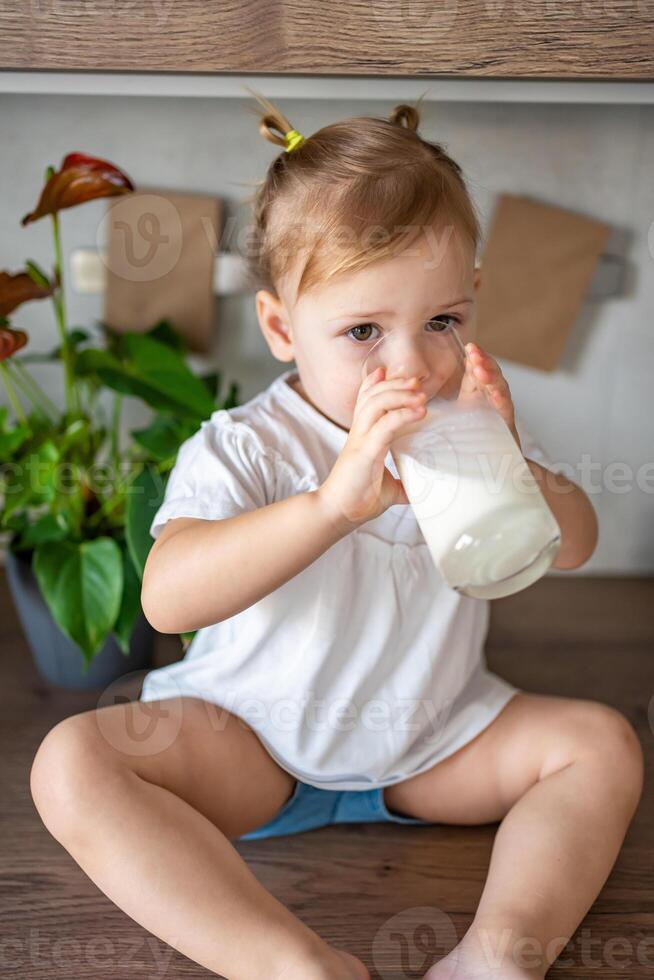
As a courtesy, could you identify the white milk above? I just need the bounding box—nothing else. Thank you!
[392,397,561,599]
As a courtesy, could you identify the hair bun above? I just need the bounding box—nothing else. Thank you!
[244,85,295,150]
[389,103,420,132]
[258,114,289,150]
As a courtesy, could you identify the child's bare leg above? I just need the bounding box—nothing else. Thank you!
[30,696,369,980]
[382,692,644,979]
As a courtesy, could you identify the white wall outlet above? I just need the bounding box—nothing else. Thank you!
[214,251,251,296]
[70,248,108,294]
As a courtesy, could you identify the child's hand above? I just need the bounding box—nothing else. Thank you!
[465,342,522,450]
[317,367,426,530]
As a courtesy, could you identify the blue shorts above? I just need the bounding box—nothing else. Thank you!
[235,778,434,840]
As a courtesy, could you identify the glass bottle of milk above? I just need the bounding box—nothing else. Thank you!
[361,324,561,600]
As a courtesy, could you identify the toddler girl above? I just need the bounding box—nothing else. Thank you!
[30,92,643,980]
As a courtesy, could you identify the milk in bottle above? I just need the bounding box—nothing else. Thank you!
[361,321,561,598]
[391,394,561,599]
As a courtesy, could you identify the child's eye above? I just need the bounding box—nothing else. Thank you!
[346,324,380,343]
[428,315,459,331]
[345,315,460,344]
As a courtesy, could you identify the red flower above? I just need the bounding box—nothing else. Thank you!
[0,327,28,361]
[0,271,54,318]
[21,152,135,226]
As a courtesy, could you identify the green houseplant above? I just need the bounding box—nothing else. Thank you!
[0,152,239,688]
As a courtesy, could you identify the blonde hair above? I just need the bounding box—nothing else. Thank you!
[240,87,481,302]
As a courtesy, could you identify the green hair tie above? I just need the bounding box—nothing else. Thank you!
[284,129,305,153]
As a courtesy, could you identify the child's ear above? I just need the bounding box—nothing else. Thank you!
[473,262,482,292]
[255,289,295,363]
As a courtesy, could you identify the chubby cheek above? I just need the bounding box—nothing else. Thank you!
[309,371,358,428]
[330,381,361,428]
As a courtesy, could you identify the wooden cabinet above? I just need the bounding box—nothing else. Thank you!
[1,0,653,79]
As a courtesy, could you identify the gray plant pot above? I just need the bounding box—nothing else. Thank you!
[5,547,154,690]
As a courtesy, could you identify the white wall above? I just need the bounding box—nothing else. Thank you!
[0,92,652,573]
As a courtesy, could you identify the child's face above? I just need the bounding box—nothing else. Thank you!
[256,226,480,432]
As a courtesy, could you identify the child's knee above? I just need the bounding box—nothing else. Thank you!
[594,704,644,798]
[30,712,124,840]
[566,700,643,797]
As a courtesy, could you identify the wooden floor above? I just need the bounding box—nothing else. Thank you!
[2,570,653,979]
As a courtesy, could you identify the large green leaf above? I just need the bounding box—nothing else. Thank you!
[74,335,215,421]
[33,537,123,666]
[113,540,142,655]
[14,512,70,550]
[74,348,183,415]
[123,333,216,419]
[145,318,186,352]
[125,464,165,578]
[131,415,196,463]
[97,319,185,356]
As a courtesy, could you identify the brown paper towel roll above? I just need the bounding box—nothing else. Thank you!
[103,188,221,353]
[475,194,611,372]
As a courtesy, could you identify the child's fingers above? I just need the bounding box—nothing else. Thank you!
[489,381,506,401]
[465,342,496,386]
[467,344,511,395]
[361,366,384,391]
[356,368,384,410]
[357,370,421,412]
[469,345,499,377]
[460,352,478,397]
[362,404,427,460]
[485,371,510,397]
[354,386,426,439]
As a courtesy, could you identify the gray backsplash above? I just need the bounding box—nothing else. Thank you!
[1,93,652,573]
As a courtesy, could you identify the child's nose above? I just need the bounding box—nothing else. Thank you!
[386,359,430,387]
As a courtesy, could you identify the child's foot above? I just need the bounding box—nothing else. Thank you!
[277,945,370,980]
[422,931,545,980]
[334,948,371,979]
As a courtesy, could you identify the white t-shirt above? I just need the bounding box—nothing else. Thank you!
[139,368,555,791]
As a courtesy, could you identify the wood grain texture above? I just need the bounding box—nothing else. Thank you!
[1,0,653,79]
[1,571,653,978]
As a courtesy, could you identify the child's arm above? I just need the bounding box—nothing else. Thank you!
[464,341,598,570]
[141,489,351,634]
[142,367,427,634]
[525,461,598,569]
